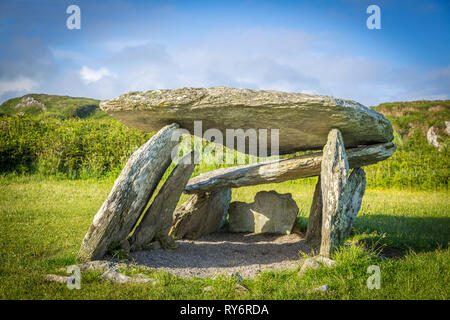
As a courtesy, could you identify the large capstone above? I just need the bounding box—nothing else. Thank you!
[100,87,393,156]
[228,190,299,234]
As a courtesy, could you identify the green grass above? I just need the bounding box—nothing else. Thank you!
[0,97,448,299]
[0,175,448,299]
[373,100,450,135]
[0,116,154,176]
[369,100,450,190]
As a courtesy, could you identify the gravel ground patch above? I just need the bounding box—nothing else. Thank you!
[127,232,315,279]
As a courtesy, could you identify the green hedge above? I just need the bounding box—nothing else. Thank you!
[0,115,153,178]
[0,114,448,189]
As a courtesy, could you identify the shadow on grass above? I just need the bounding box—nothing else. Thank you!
[136,213,449,271]
[353,214,450,256]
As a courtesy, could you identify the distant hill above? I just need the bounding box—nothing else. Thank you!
[373,100,449,149]
[0,94,110,119]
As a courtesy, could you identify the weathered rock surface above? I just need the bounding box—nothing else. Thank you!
[45,274,72,284]
[169,189,231,239]
[15,96,46,110]
[228,190,298,234]
[146,240,162,251]
[427,126,440,149]
[312,284,330,292]
[299,258,321,274]
[78,124,180,262]
[334,168,367,240]
[235,283,249,293]
[101,270,159,285]
[128,152,197,252]
[100,87,393,155]
[314,255,338,267]
[305,171,365,247]
[185,142,395,193]
[319,129,367,257]
[76,260,120,273]
[320,129,348,257]
[298,256,337,276]
[305,176,323,242]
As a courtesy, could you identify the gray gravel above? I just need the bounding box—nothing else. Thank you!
[126,232,314,279]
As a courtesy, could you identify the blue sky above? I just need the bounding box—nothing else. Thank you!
[0,0,449,105]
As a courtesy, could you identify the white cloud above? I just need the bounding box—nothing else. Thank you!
[1,29,449,105]
[0,77,38,96]
[74,28,448,105]
[79,66,114,84]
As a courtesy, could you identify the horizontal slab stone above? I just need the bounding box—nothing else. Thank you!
[100,87,393,155]
[184,142,396,193]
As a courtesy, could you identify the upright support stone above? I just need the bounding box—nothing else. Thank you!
[78,123,180,262]
[319,129,367,257]
[169,189,231,240]
[128,152,198,252]
[305,176,323,243]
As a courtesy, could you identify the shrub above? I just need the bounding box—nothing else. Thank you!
[0,114,153,178]
[0,111,448,190]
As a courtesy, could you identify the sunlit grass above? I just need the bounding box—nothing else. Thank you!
[0,176,448,299]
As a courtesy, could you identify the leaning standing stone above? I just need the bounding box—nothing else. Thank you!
[128,152,198,252]
[169,189,231,240]
[319,129,367,257]
[78,123,180,262]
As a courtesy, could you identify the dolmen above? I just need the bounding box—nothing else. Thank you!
[78,87,395,261]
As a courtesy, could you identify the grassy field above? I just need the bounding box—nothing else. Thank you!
[0,175,448,300]
[0,96,448,299]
